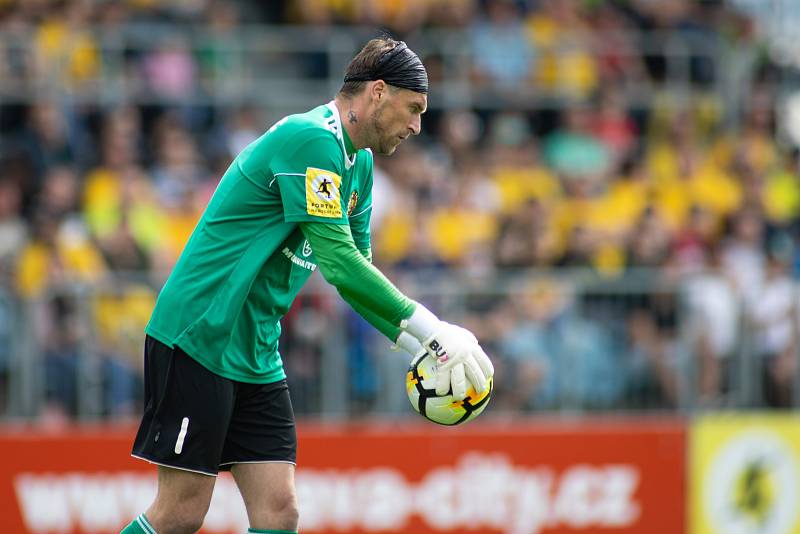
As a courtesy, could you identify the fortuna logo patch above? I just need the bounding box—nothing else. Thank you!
[306,167,342,218]
[347,191,359,216]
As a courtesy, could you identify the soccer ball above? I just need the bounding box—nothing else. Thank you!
[406,351,493,425]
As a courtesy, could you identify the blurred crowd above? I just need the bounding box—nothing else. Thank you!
[0,0,798,421]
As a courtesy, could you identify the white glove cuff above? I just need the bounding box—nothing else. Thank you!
[400,303,441,341]
[393,331,424,355]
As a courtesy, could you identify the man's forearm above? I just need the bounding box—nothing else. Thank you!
[337,247,400,341]
[338,287,402,341]
[300,222,416,333]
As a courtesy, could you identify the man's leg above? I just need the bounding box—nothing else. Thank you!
[123,337,236,533]
[121,465,216,534]
[231,462,299,533]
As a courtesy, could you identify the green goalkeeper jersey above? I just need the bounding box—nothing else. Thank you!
[146,102,387,383]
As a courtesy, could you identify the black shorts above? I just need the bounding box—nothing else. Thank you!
[131,336,297,476]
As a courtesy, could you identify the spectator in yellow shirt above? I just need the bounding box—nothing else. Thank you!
[33,1,99,88]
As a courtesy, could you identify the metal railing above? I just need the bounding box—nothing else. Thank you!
[0,23,742,112]
[1,268,797,422]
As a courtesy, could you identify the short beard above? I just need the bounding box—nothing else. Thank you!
[367,104,395,155]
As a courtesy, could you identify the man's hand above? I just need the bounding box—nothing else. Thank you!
[400,304,494,401]
[423,322,493,400]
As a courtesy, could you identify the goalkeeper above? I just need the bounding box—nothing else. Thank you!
[121,37,493,534]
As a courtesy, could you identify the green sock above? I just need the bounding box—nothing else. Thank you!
[247,529,297,534]
[121,513,156,533]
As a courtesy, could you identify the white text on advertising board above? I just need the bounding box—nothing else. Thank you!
[15,453,640,533]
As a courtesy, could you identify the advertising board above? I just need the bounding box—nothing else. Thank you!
[0,419,685,533]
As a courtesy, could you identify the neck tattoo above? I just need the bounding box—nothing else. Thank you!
[348,110,358,124]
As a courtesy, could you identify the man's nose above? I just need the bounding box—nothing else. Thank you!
[409,115,421,136]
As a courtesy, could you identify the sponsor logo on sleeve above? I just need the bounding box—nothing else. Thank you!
[306,167,342,218]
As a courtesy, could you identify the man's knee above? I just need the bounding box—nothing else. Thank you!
[273,490,300,525]
[233,463,299,530]
[147,470,214,534]
[253,488,299,529]
[149,500,209,534]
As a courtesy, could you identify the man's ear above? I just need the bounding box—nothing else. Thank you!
[370,80,387,102]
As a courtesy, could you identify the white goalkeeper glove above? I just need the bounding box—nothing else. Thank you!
[400,304,494,401]
[430,322,494,399]
[392,330,426,356]
[437,321,494,397]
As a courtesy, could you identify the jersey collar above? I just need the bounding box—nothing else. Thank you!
[326,101,357,170]
[342,125,357,158]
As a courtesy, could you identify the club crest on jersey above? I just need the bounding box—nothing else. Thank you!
[347,191,358,216]
[305,167,342,218]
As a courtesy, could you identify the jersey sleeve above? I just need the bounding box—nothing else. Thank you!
[341,249,394,337]
[270,130,349,225]
[299,221,416,341]
[340,287,401,341]
[348,153,374,251]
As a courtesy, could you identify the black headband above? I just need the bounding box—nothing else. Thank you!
[344,41,429,94]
